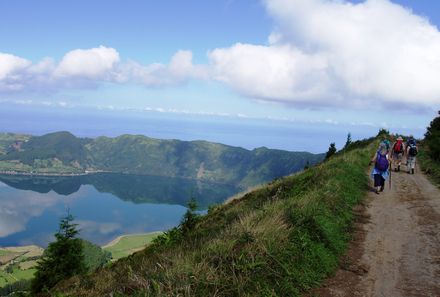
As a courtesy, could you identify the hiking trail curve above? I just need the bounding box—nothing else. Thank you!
[313,165,440,297]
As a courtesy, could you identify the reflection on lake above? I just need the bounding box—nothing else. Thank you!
[0,173,242,247]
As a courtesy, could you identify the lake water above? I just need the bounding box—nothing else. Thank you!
[0,173,242,248]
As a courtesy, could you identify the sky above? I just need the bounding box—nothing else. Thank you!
[1,0,440,151]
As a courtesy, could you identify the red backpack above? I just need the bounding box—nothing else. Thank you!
[393,140,403,153]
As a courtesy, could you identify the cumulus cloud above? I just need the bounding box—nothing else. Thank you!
[54,46,120,80]
[2,0,440,110]
[209,43,335,106]
[0,46,122,92]
[0,53,32,91]
[0,53,31,80]
[0,47,203,93]
[209,0,440,108]
[122,50,208,87]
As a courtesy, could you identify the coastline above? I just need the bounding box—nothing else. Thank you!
[0,170,107,177]
[101,231,163,249]
[0,232,163,251]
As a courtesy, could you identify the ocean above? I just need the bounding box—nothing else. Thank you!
[0,104,423,153]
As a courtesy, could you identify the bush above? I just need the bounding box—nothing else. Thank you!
[425,111,440,161]
[81,239,112,271]
[0,279,31,296]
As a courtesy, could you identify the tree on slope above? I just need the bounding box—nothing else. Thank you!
[31,213,86,294]
[325,142,337,160]
[425,110,440,161]
[344,133,352,149]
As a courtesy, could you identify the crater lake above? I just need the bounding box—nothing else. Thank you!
[0,173,242,247]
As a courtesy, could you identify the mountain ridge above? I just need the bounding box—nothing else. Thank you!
[0,131,324,188]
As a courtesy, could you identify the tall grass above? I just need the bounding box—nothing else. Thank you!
[418,146,440,186]
[54,139,376,297]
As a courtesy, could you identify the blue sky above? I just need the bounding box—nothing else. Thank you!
[1,0,440,150]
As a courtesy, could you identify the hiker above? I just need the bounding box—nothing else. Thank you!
[406,135,418,174]
[381,137,391,154]
[370,142,390,194]
[391,136,404,171]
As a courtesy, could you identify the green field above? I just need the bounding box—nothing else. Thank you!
[0,246,42,289]
[0,250,12,256]
[0,268,35,288]
[11,267,36,280]
[103,232,162,260]
[0,271,16,287]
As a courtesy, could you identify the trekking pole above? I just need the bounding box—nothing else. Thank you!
[389,163,392,189]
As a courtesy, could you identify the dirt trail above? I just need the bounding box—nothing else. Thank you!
[313,165,440,297]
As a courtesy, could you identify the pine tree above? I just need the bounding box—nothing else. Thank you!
[303,160,310,170]
[31,213,86,294]
[344,132,352,149]
[325,142,337,160]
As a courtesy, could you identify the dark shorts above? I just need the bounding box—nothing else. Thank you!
[392,152,403,161]
[374,174,385,187]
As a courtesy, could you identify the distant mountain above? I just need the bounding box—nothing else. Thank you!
[0,131,324,188]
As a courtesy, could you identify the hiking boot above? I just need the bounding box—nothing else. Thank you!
[397,165,400,172]
[411,168,414,174]
[380,185,384,192]
[394,168,398,172]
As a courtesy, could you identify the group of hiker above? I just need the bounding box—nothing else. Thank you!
[370,135,418,194]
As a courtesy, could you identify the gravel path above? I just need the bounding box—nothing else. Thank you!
[312,165,440,297]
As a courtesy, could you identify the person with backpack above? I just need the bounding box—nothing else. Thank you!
[370,142,390,194]
[406,135,418,174]
[381,137,391,154]
[391,136,404,172]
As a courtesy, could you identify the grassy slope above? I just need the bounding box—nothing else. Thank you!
[55,138,376,297]
[418,146,440,186]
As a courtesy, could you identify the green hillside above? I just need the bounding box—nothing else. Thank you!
[0,132,323,188]
[52,136,376,297]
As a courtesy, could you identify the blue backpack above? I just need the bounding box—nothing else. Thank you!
[375,152,389,171]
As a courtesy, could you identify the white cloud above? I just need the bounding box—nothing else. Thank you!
[0,53,32,92]
[2,0,440,111]
[54,46,120,80]
[0,47,207,93]
[0,53,31,80]
[209,43,334,106]
[0,47,203,92]
[123,50,208,87]
[209,0,440,108]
